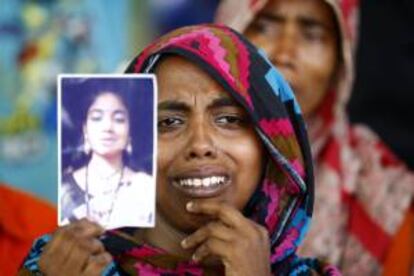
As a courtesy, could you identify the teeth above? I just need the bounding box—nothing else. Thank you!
[175,176,226,188]
[202,178,211,187]
[194,179,202,187]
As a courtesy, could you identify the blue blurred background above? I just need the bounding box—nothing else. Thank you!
[2,0,413,204]
[0,0,218,204]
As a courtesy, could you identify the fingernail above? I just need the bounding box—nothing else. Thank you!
[192,254,199,263]
[186,201,194,211]
[104,253,113,263]
[181,239,187,248]
[98,253,112,264]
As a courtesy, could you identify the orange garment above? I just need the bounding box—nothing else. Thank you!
[383,202,414,276]
[0,184,57,275]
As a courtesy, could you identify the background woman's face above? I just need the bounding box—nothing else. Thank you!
[84,92,130,158]
[245,0,338,117]
[156,56,264,232]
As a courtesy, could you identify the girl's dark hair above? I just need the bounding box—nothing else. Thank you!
[79,79,132,128]
[63,78,135,171]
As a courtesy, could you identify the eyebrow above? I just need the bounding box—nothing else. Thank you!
[158,96,240,112]
[88,108,128,115]
[158,101,191,112]
[208,97,240,109]
[260,13,284,23]
[259,12,332,31]
[298,17,332,31]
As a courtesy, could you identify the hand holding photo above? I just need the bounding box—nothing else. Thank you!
[58,74,157,229]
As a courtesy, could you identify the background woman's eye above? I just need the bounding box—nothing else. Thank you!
[303,27,324,41]
[250,20,274,35]
[250,21,267,33]
[249,17,282,37]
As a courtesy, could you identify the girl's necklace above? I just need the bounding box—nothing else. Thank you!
[96,166,123,182]
[85,163,124,227]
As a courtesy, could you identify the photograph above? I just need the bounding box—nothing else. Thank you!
[58,74,157,229]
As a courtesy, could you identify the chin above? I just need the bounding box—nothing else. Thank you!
[96,150,123,159]
[180,214,215,233]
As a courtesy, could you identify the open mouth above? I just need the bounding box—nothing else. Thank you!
[171,175,231,198]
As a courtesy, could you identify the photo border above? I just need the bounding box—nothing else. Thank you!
[57,73,158,228]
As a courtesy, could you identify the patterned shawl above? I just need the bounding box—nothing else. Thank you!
[215,0,414,274]
[20,24,340,275]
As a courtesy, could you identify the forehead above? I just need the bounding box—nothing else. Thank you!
[261,0,336,26]
[89,92,126,110]
[155,56,230,101]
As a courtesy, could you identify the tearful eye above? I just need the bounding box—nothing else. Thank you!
[158,117,185,132]
[215,115,248,128]
[250,20,273,35]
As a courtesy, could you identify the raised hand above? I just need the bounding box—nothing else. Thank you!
[182,201,271,276]
[38,218,112,276]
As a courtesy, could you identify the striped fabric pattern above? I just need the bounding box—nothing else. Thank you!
[125,23,320,274]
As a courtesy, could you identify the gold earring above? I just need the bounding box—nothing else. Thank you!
[126,141,132,155]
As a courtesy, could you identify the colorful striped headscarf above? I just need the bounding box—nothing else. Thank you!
[126,23,316,270]
[21,24,339,275]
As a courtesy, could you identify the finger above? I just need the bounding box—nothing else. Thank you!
[50,219,103,250]
[182,221,233,249]
[47,221,104,256]
[41,225,73,258]
[61,240,91,273]
[83,238,106,254]
[69,236,106,256]
[192,238,229,263]
[186,201,246,228]
[58,233,106,272]
[39,221,105,274]
[82,253,113,276]
[188,201,270,242]
[39,226,80,273]
[71,218,105,237]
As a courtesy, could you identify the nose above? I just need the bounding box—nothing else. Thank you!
[102,116,114,132]
[185,121,217,160]
[268,27,297,68]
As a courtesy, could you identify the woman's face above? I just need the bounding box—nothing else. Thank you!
[156,56,264,233]
[84,92,130,158]
[244,0,338,117]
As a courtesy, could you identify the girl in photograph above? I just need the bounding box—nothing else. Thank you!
[61,81,154,228]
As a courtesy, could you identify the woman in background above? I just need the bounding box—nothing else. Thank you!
[215,0,414,274]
